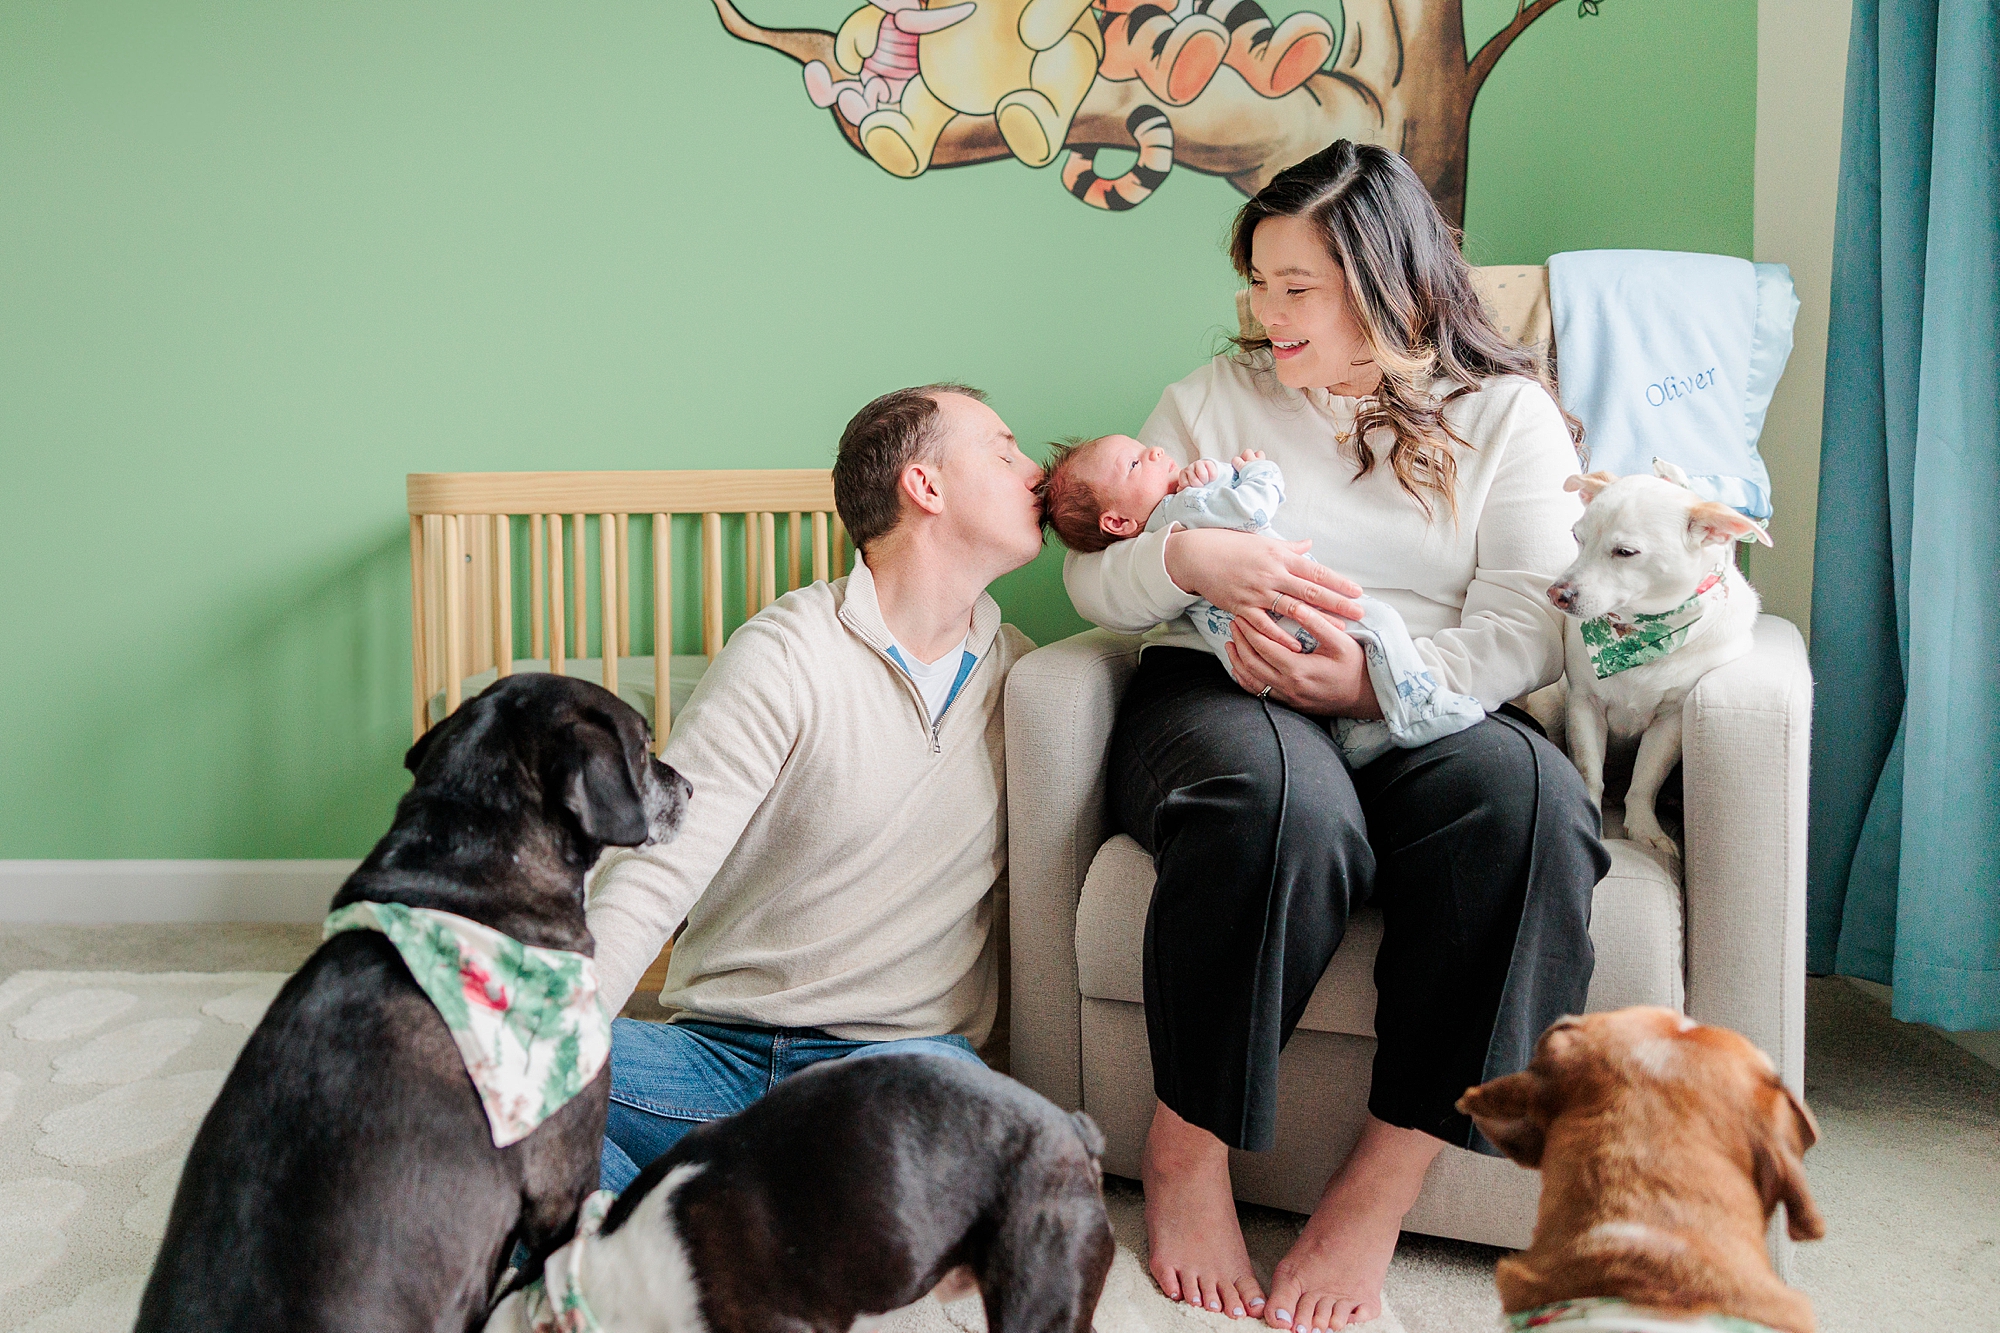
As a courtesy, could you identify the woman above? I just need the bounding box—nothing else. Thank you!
[1065,141,1609,1330]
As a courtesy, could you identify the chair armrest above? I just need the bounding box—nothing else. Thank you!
[1006,629,1144,1110]
[1681,614,1813,1091]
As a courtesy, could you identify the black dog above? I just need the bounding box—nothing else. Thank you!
[485,1054,1114,1333]
[137,675,690,1333]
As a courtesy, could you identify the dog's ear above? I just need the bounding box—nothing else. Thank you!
[1457,1070,1550,1168]
[557,710,651,847]
[1688,501,1774,548]
[1563,471,1618,503]
[404,725,441,776]
[1651,457,1695,488]
[1750,1079,1825,1241]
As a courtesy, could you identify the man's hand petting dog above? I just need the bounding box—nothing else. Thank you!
[136,675,689,1333]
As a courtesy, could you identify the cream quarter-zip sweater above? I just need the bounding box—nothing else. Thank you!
[585,557,1033,1041]
[1065,354,1584,709]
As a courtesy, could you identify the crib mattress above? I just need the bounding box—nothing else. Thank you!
[427,655,712,729]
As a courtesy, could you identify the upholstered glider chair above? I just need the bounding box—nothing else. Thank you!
[1004,269,1812,1251]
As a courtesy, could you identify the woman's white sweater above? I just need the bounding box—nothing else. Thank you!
[1064,355,1585,709]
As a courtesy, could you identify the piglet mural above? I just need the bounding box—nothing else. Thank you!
[716,0,1604,218]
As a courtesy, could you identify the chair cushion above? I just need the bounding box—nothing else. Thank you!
[1074,825,1684,1039]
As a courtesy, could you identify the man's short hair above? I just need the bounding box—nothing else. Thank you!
[832,383,987,550]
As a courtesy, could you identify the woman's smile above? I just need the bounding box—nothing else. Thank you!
[1271,338,1309,361]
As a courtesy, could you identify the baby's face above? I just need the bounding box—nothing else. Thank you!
[1086,435,1180,537]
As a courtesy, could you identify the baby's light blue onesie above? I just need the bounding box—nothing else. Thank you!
[1145,459,1485,767]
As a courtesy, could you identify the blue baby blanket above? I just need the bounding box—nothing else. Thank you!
[1549,250,1798,519]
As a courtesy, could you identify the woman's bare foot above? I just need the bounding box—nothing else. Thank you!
[1264,1118,1441,1331]
[1142,1101,1267,1319]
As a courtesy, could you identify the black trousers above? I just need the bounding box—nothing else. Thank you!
[1110,649,1608,1154]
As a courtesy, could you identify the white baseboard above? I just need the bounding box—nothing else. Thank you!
[1845,977,2000,1074]
[0,860,359,924]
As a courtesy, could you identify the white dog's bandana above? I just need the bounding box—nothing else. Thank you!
[323,901,610,1147]
[1579,573,1726,679]
[515,1189,616,1333]
[1506,1296,1780,1332]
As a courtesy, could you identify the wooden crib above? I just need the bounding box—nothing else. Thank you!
[407,471,850,752]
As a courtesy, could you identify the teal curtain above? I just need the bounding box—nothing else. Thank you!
[1806,0,1999,1029]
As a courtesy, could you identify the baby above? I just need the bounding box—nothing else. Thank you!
[1038,434,1484,766]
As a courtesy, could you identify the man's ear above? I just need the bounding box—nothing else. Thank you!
[557,711,650,847]
[1457,1070,1550,1168]
[899,459,947,519]
[1564,471,1618,503]
[1751,1080,1826,1241]
[1100,512,1141,539]
[1688,500,1774,548]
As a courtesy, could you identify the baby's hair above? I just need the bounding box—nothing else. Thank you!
[1036,436,1120,554]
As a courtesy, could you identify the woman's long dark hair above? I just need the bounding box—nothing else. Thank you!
[1229,140,1583,517]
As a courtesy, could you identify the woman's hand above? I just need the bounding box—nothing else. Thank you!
[1225,603,1384,719]
[1163,529,1365,624]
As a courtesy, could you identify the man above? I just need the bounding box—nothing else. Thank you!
[586,384,1045,1189]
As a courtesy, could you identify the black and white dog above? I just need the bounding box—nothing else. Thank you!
[137,675,689,1333]
[485,1053,1114,1333]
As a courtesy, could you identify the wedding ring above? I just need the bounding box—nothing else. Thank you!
[1258,685,1274,701]
[1271,595,1287,618]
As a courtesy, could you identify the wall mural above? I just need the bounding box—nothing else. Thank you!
[715,0,1602,220]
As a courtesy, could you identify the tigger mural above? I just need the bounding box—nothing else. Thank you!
[715,0,1614,226]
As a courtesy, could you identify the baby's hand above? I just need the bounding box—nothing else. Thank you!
[1172,458,1222,493]
[1230,450,1267,470]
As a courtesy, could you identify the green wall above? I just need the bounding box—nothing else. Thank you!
[0,0,1755,859]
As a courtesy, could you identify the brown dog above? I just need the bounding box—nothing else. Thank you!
[1458,1008,1824,1333]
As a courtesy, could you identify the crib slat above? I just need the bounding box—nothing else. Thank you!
[759,512,777,608]
[654,512,671,751]
[832,513,848,578]
[571,512,587,657]
[702,513,723,655]
[549,513,567,676]
[812,511,829,583]
[743,513,758,618]
[787,512,802,591]
[468,515,491,675]
[410,516,428,740]
[494,514,513,678]
[443,514,465,717]
[617,513,631,660]
[529,513,545,660]
[601,514,619,696]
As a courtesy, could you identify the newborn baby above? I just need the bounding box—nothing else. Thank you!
[1039,434,1484,766]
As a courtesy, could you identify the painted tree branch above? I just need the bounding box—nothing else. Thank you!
[1466,0,1566,97]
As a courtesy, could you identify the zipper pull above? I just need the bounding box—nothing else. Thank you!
[930,721,941,755]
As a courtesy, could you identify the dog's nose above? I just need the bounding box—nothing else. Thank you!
[1547,581,1579,612]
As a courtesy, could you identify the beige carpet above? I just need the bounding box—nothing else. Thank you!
[0,928,1994,1333]
[0,969,289,1332]
[0,967,1401,1333]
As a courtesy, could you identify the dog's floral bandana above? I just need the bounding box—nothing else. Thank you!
[1507,1297,1780,1332]
[1579,573,1727,680]
[515,1188,616,1333]
[323,901,610,1147]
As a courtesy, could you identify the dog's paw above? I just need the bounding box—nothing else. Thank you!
[1637,831,1682,874]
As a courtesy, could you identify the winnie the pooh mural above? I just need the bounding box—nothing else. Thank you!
[718,0,1603,219]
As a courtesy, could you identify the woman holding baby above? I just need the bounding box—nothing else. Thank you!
[1062,142,1609,1329]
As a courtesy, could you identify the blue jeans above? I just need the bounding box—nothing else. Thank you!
[600,1018,983,1192]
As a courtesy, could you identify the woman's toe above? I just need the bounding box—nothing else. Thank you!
[1265,1273,1304,1327]
[1149,1258,1183,1302]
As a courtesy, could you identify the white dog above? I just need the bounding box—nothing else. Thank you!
[1546,460,1771,867]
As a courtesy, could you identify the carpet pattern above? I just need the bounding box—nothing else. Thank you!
[0,969,289,1331]
[0,968,1402,1333]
